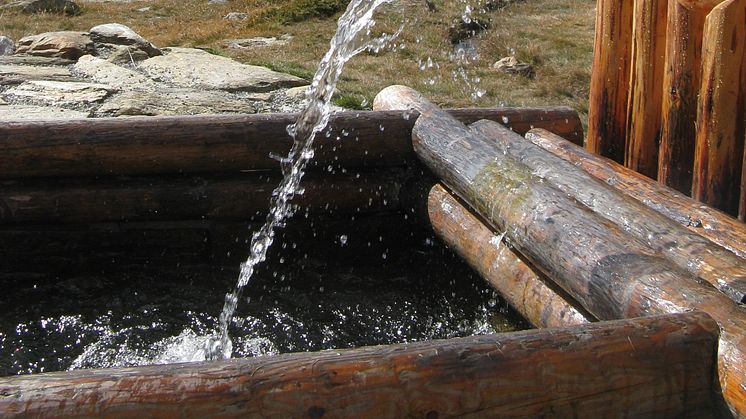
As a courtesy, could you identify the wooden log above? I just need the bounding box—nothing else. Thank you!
[587,0,634,163]
[374,85,746,417]
[658,0,720,194]
[0,312,721,418]
[0,171,402,224]
[692,0,746,215]
[527,127,746,260]
[625,0,667,179]
[427,184,593,328]
[471,119,746,304]
[0,108,582,180]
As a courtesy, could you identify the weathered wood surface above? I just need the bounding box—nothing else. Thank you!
[587,0,634,163]
[0,108,582,180]
[427,184,593,328]
[658,0,719,194]
[0,171,401,224]
[526,128,746,260]
[625,0,667,179]
[692,0,746,215]
[0,312,721,418]
[471,120,746,304]
[374,85,746,417]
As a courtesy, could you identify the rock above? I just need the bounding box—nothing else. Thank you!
[0,36,15,56]
[283,85,310,101]
[226,36,291,49]
[0,64,76,85]
[224,12,248,21]
[0,55,76,66]
[15,31,93,60]
[95,88,257,116]
[136,6,150,12]
[4,80,117,105]
[208,0,226,4]
[492,56,535,78]
[1,0,81,15]
[0,104,89,120]
[72,55,157,89]
[138,48,307,93]
[89,23,161,58]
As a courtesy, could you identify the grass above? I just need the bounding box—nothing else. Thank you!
[0,0,595,127]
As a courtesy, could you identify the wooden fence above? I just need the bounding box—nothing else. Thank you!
[587,0,746,220]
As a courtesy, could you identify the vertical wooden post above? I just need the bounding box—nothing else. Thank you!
[692,0,746,215]
[625,0,668,179]
[658,1,718,193]
[587,0,634,163]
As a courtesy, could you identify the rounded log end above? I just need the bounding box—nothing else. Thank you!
[373,85,434,113]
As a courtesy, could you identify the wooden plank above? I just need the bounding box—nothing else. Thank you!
[658,0,720,194]
[625,0,668,179]
[374,85,746,417]
[0,171,402,224]
[427,184,593,328]
[587,0,634,163]
[0,312,721,418]
[692,0,746,215]
[527,127,746,259]
[0,108,582,180]
[472,120,746,304]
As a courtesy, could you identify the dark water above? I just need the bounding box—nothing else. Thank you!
[0,215,528,376]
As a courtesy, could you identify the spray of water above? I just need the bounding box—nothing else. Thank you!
[205,0,402,360]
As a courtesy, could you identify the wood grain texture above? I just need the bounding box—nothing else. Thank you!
[625,0,668,179]
[587,0,634,163]
[374,85,746,417]
[473,119,746,304]
[659,0,714,194]
[0,312,721,418]
[0,171,402,224]
[692,0,746,215]
[427,184,593,328]
[0,108,582,180]
[527,128,746,259]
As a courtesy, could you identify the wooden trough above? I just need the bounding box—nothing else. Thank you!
[1,88,745,417]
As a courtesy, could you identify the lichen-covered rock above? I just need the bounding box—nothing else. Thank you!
[0,104,89,120]
[95,88,257,116]
[72,55,157,89]
[0,63,76,85]
[89,23,161,60]
[4,80,117,105]
[138,47,306,93]
[0,0,81,16]
[0,36,15,56]
[15,31,93,60]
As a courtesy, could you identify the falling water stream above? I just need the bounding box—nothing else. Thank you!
[204,0,403,360]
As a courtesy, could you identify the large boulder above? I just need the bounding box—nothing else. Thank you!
[15,31,93,60]
[0,0,81,16]
[88,23,161,62]
[0,36,15,56]
[96,88,257,116]
[73,55,157,89]
[138,48,307,93]
[3,80,117,105]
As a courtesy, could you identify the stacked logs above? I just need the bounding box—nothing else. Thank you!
[588,0,746,219]
[375,85,746,417]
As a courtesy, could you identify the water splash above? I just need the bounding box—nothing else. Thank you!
[205,0,402,360]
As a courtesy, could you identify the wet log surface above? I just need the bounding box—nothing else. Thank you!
[526,128,746,259]
[692,0,746,215]
[374,85,746,417]
[625,0,667,179]
[0,108,582,180]
[0,312,721,418]
[472,120,746,305]
[587,0,634,163]
[427,184,592,328]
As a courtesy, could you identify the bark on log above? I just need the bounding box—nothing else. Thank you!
[587,0,634,163]
[0,312,721,418]
[658,0,718,194]
[427,184,593,328]
[527,127,746,260]
[0,108,582,180]
[374,85,746,417]
[625,0,667,179]
[692,0,746,215]
[0,171,402,224]
[471,120,746,305]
